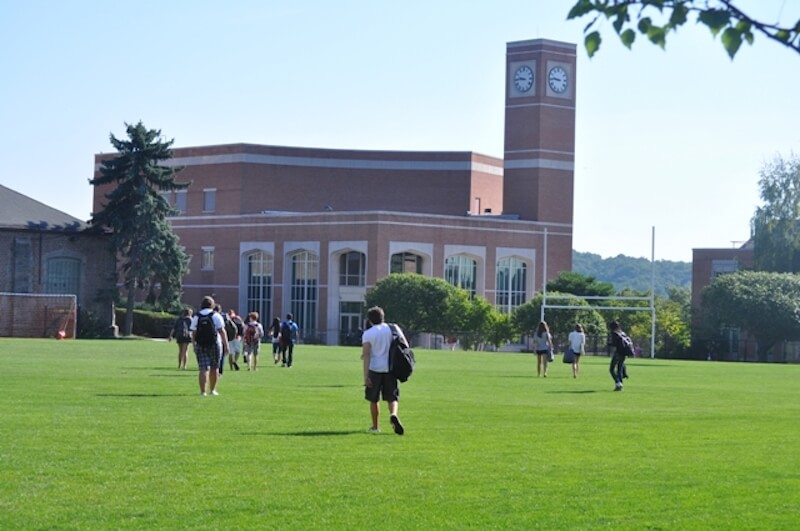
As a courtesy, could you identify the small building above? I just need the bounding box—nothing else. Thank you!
[0,184,115,338]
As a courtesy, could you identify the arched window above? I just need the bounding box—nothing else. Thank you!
[246,251,273,322]
[339,251,365,286]
[391,252,423,274]
[290,251,318,333]
[496,257,527,313]
[46,257,81,297]
[445,255,477,297]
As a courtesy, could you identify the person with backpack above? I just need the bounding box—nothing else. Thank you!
[227,309,245,372]
[268,317,281,364]
[191,296,230,396]
[214,304,239,374]
[608,320,633,392]
[279,313,300,368]
[168,308,193,370]
[243,311,264,371]
[361,306,406,435]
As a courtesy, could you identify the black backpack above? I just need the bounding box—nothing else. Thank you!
[173,317,191,342]
[232,316,245,337]
[195,312,217,346]
[223,313,237,340]
[280,321,293,343]
[388,323,415,383]
[619,332,635,357]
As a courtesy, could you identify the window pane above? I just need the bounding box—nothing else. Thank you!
[247,251,272,322]
[175,190,187,214]
[46,258,80,296]
[496,258,527,313]
[445,255,476,297]
[291,251,318,334]
[390,252,422,274]
[203,189,216,212]
[339,251,365,286]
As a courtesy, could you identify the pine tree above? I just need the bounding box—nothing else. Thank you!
[90,122,190,336]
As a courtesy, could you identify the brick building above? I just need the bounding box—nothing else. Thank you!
[93,38,577,345]
[0,184,115,338]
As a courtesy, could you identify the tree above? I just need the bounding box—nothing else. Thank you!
[568,0,800,59]
[546,271,614,300]
[700,270,800,361]
[364,274,471,335]
[90,122,190,336]
[751,153,800,273]
[654,286,691,357]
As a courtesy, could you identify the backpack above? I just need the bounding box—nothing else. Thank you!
[244,323,261,346]
[232,316,245,338]
[618,332,635,358]
[195,312,217,346]
[388,323,415,382]
[280,321,293,343]
[223,314,237,340]
[173,317,191,342]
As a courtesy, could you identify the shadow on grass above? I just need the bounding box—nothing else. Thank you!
[247,430,366,437]
[297,384,358,389]
[96,393,188,398]
[545,390,598,394]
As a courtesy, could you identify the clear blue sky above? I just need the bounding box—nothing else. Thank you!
[1,1,798,262]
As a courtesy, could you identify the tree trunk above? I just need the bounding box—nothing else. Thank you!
[124,280,136,336]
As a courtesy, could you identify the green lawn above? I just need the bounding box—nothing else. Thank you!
[2,339,798,529]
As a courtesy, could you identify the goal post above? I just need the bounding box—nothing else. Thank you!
[0,293,78,339]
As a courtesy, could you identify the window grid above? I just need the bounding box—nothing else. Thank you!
[247,251,272,322]
[445,255,477,297]
[290,251,318,334]
[390,252,423,274]
[496,258,527,313]
[339,251,366,286]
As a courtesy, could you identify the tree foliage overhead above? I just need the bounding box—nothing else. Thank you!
[546,271,614,299]
[751,153,800,273]
[700,270,800,359]
[568,0,800,59]
[89,121,190,335]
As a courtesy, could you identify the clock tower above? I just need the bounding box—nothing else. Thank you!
[503,39,576,226]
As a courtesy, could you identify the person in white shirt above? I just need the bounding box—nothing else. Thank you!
[567,323,586,378]
[361,306,406,435]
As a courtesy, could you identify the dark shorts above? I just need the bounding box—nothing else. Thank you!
[364,370,399,403]
[535,350,549,355]
[194,343,221,371]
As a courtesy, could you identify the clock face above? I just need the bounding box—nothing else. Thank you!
[548,66,568,94]
[513,65,534,93]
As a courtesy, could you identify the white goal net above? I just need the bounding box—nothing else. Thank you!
[0,293,78,339]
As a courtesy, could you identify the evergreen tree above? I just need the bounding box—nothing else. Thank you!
[89,122,190,336]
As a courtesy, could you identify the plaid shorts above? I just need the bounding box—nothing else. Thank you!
[194,342,221,370]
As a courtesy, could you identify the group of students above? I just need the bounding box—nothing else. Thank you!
[532,319,635,391]
[168,295,300,396]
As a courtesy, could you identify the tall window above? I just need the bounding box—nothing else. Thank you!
[175,190,187,214]
[390,252,423,274]
[290,251,318,336]
[445,255,477,297]
[339,301,365,345]
[247,251,273,323]
[339,251,365,286]
[46,257,81,297]
[496,258,527,313]
[203,188,216,212]
[201,247,215,271]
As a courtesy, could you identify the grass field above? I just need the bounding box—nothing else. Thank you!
[2,338,799,530]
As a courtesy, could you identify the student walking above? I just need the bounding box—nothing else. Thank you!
[533,321,553,378]
[191,296,230,396]
[361,306,407,435]
[279,313,300,368]
[608,320,632,391]
[567,323,586,378]
[169,308,193,370]
[243,312,264,371]
[268,317,281,364]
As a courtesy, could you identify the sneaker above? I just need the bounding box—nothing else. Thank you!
[390,415,404,436]
[200,391,207,396]
[368,427,380,434]
[614,383,623,392]
[210,390,219,396]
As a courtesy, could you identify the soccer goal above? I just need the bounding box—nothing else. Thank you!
[0,293,78,339]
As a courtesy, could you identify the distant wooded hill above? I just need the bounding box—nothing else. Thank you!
[571,251,691,295]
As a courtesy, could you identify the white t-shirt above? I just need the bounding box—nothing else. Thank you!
[190,309,225,349]
[568,330,585,354]
[362,322,396,373]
